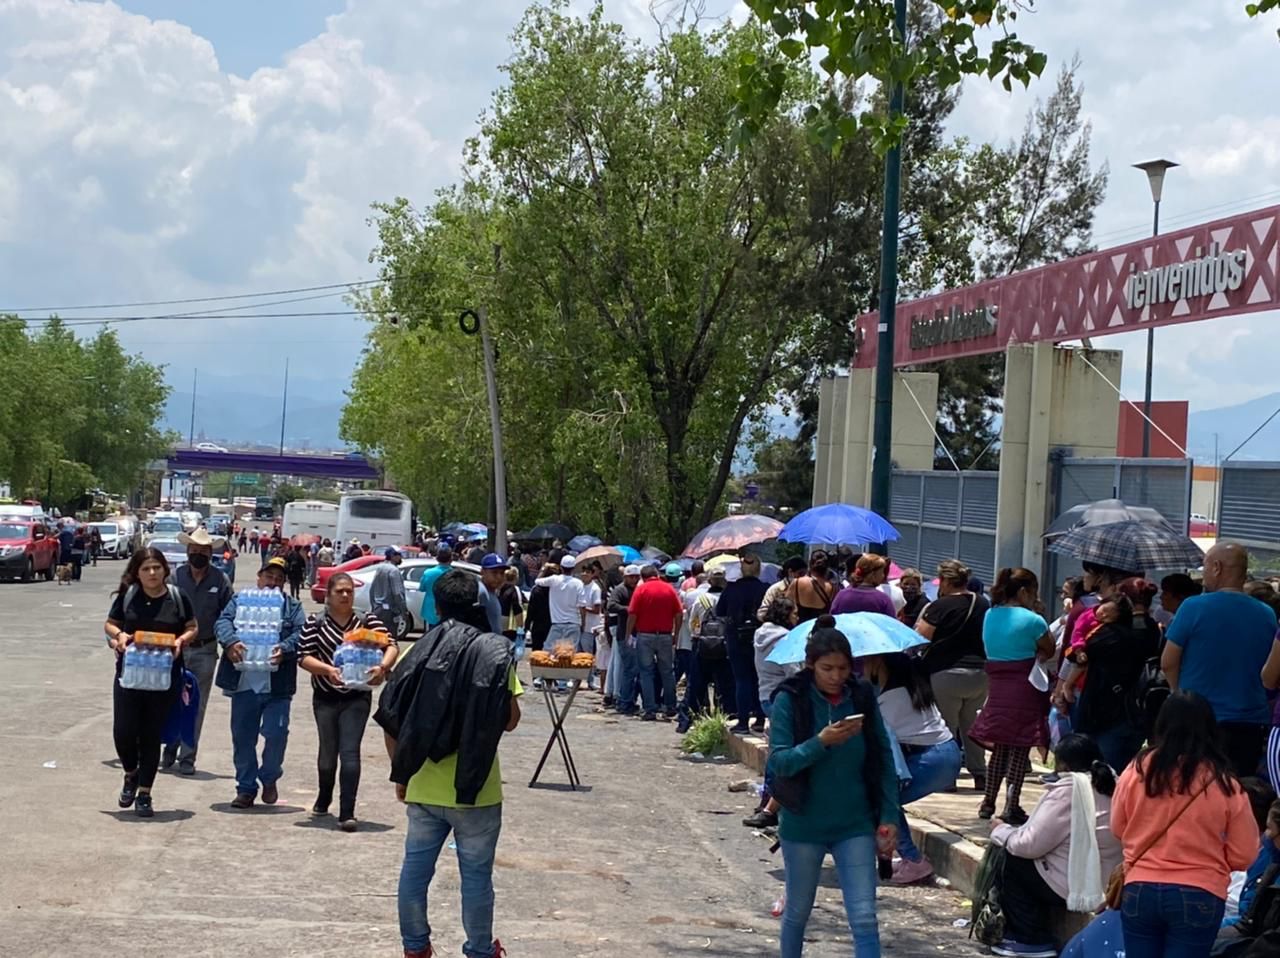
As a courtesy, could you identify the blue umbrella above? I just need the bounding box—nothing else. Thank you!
[778,503,899,546]
[614,544,643,564]
[767,612,926,665]
[461,522,489,536]
[567,534,602,553]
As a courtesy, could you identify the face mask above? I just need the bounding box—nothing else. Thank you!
[187,553,210,569]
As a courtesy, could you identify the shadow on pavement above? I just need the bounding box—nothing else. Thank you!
[526,782,594,793]
[207,802,304,815]
[99,808,195,823]
[293,817,395,833]
[101,757,233,781]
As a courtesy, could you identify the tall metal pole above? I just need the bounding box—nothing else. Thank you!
[868,0,908,555]
[477,305,508,559]
[188,369,197,447]
[279,357,289,456]
[1141,198,1160,458]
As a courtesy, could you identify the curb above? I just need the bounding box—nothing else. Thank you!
[725,731,1090,944]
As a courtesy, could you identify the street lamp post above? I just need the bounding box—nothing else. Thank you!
[1133,159,1178,459]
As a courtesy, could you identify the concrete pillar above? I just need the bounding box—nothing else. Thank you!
[891,373,940,471]
[812,377,836,506]
[995,344,1124,572]
[841,368,873,506]
[825,376,849,504]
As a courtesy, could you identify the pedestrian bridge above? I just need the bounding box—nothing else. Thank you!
[165,449,379,481]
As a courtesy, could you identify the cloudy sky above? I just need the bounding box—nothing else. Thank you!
[1,0,1277,432]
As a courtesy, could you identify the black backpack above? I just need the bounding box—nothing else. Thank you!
[694,594,730,661]
[1128,654,1171,738]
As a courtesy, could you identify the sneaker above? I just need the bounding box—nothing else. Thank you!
[178,757,196,776]
[135,792,154,818]
[743,809,779,828]
[532,678,544,690]
[231,792,255,809]
[311,803,332,817]
[641,713,657,722]
[160,745,177,771]
[261,782,279,805]
[977,801,995,820]
[991,939,1058,957]
[339,818,358,833]
[972,773,987,793]
[602,695,615,708]
[750,718,766,734]
[118,774,138,809]
[660,712,677,722]
[1002,805,1030,826]
[887,856,934,885]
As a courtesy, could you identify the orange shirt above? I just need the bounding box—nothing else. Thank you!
[1110,757,1258,898]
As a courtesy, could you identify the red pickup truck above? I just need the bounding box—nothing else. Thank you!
[0,520,59,581]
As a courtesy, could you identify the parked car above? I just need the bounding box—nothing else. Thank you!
[311,553,384,604]
[149,538,187,570]
[207,514,232,536]
[1190,512,1218,537]
[89,520,130,559]
[194,442,228,453]
[179,511,203,533]
[149,517,184,541]
[0,520,59,581]
[355,557,485,639]
[115,516,142,555]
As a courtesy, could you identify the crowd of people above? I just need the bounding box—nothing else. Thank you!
[99,517,1280,958]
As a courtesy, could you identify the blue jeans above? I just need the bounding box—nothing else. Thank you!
[781,833,880,957]
[727,628,763,726]
[1090,721,1146,774]
[635,633,676,716]
[229,691,291,796]
[896,740,962,860]
[399,802,503,957]
[614,635,640,712]
[1121,882,1224,958]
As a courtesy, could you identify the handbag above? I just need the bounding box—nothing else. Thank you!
[1104,781,1210,909]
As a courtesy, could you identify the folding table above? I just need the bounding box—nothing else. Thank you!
[528,665,591,789]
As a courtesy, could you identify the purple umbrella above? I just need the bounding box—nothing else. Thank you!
[682,514,783,559]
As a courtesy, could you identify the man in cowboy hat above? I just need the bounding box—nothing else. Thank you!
[164,527,234,774]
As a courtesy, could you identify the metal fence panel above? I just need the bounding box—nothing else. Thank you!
[1218,463,1280,549]
[889,469,998,580]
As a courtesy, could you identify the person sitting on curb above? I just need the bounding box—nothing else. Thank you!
[213,556,305,809]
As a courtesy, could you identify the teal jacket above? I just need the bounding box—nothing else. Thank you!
[767,679,901,844]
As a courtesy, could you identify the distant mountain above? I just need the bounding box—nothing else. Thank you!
[162,369,348,450]
[1187,392,1280,463]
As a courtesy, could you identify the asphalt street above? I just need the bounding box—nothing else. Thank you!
[0,559,981,957]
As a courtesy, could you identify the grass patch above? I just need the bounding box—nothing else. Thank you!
[680,707,731,757]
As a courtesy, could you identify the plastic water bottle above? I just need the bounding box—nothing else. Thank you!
[140,647,155,690]
[157,649,173,691]
[122,645,140,688]
[514,629,526,662]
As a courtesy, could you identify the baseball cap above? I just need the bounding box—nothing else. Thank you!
[384,546,401,559]
[480,553,509,569]
[561,555,577,570]
[623,564,641,576]
[663,561,683,579]
[263,556,287,573]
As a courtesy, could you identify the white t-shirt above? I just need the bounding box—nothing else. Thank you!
[579,579,603,632]
[877,687,953,746]
[536,573,585,625]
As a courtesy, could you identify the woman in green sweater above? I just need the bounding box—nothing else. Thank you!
[768,624,901,957]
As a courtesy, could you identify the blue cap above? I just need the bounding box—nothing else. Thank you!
[663,561,683,579]
[480,553,509,569]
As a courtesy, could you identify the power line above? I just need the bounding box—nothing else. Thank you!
[15,309,391,327]
[1092,187,1280,246]
[0,279,383,314]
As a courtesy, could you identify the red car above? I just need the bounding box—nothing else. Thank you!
[0,519,59,581]
[311,554,383,604]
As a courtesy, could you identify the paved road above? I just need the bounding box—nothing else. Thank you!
[0,561,981,957]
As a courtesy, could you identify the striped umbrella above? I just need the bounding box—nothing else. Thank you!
[1046,520,1204,572]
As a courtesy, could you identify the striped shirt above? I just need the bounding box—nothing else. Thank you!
[298,610,392,698]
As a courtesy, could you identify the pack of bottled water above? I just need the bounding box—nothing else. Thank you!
[334,642,382,690]
[233,588,284,673]
[119,644,174,691]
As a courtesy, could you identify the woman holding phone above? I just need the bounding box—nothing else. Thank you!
[103,548,198,818]
[768,621,901,957]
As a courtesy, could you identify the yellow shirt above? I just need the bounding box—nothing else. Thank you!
[404,669,522,808]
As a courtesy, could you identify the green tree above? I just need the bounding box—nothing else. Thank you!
[747,436,815,512]
[736,0,1046,151]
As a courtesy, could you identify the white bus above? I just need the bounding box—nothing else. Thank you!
[281,499,340,542]
[335,491,414,549]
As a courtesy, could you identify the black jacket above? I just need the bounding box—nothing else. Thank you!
[1074,615,1160,734]
[374,618,514,804]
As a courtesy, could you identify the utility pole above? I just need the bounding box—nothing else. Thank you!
[867,0,908,556]
[279,357,290,456]
[188,369,197,447]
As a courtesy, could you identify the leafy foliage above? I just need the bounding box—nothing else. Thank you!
[736,0,1047,151]
[0,318,175,510]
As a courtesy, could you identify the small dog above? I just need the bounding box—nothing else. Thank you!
[56,564,74,584]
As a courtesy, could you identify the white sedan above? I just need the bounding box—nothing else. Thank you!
[354,558,484,640]
[194,442,228,453]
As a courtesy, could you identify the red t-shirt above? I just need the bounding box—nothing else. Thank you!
[628,579,684,634]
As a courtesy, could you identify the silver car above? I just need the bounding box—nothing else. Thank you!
[148,538,187,570]
[354,558,484,640]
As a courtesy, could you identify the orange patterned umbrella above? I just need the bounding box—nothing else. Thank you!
[682,514,783,559]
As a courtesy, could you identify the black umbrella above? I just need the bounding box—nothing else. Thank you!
[1043,498,1175,539]
[522,523,573,542]
[640,545,671,563]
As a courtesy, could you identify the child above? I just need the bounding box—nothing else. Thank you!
[1223,783,1280,931]
[1055,595,1129,708]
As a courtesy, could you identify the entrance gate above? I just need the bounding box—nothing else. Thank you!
[1218,462,1280,555]
[889,470,999,584]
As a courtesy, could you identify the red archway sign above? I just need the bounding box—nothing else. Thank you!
[853,204,1280,369]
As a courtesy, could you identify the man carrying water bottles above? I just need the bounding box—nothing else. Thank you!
[213,556,305,809]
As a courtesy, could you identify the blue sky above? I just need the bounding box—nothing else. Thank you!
[1,0,1278,444]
